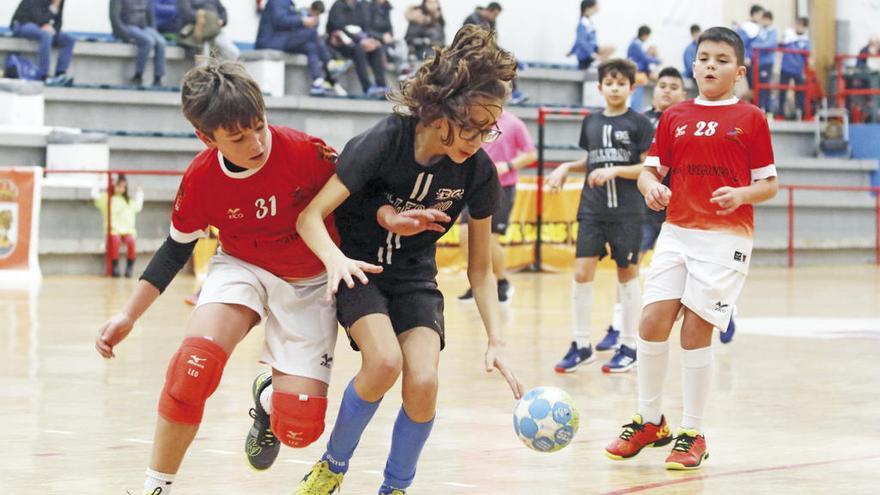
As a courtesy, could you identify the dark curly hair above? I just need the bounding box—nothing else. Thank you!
[390,24,517,144]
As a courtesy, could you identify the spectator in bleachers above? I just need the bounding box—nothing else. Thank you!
[92,174,144,278]
[10,0,75,85]
[361,0,408,74]
[856,35,880,71]
[626,25,660,110]
[404,0,444,62]
[177,0,240,60]
[462,3,527,104]
[752,10,777,113]
[682,24,700,83]
[735,4,764,88]
[326,0,388,97]
[154,0,179,37]
[778,17,809,119]
[255,0,333,96]
[110,0,167,87]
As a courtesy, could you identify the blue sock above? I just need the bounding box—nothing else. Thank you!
[381,407,434,490]
[322,379,382,474]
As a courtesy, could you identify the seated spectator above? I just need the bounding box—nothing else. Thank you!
[92,175,144,278]
[857,35,880,71]
[361,0,408,74]
[404,0,444,61]
[778,17,810,119]
[154,0,179,37]
[176,0,240,60]
[10,0,75,85]
[626,25,660,110]
[682,24,700,83]
[256,0,340,96]
[110,0,167,87]
[327,0,388,97]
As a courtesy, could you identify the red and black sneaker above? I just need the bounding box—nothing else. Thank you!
[605,414,673,460]
[665,428,709,470]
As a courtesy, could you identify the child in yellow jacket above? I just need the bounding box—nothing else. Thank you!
[93,174,144,277]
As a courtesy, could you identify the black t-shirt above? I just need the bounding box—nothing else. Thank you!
[335,114,500,275]
[577,109,654,219]
[643,107,668,224]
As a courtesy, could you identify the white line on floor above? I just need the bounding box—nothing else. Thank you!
[124,438,153,444]
[42,430,73,435]
[442,482,478,488]
[282,459,314,465]
[204,449,235,455]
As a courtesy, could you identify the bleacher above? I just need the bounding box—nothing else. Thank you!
[0,31,877,273]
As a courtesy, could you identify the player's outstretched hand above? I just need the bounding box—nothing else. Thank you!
[485,343,524,399]
[645,182,671,211]
[710,186,744,216]
[545,165,569,192]
[587,167,617,188]
[96,313,135,359]
[380,208,451,237]
[324,253,383,302]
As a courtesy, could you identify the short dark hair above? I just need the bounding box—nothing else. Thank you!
[310,1,325,14]
[698,26,745,66]
[486,2,502,11]
[598,58,636,85]
[796,17,808,28]
[181,59,266,138]
[762,10,773,20]
[657,66,684,83]
[690,24,701,35]
[637,25,651,38]
[750,4,764,16]
[580,0,596,13]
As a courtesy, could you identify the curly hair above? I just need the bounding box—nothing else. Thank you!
[390,24,517,144]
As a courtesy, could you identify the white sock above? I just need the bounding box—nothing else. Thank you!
[681,346,714,431]
[618,279,641,349]
[260,384,273,413]
[144,468,174,494]
[611,301,623,332]
[637,337,669,425]
[572,280,593,349]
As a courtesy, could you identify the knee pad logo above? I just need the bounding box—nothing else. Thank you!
[186,355,207,377]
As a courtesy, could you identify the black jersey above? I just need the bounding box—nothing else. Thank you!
[643,107,668,224]
[335,114,500,274]
[577,109,654,219]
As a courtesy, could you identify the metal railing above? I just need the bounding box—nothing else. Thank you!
[752,46,814,120]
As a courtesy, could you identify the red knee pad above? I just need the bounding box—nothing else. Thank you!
[270,392,327,448]
[158,336,228,425]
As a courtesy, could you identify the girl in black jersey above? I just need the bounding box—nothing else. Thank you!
[293,24,524,495]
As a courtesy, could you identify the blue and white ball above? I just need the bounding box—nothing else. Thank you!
[513,386,579,452]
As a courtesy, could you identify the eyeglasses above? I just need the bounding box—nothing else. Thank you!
[457,122,503,143]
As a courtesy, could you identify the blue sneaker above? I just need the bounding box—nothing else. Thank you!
[379,485,406,495]
[554,341,595,373]
[595,326,620,351]
[601,344,637,373]
[719,317,735,344]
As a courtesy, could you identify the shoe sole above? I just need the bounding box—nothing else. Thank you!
[499,286,515,304]
[554,354,596,373]
[605,435,674,460]
[665,452,709,470]
[601,361,636,373]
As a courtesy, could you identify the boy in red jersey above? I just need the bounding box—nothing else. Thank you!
[94,60,376,494]
[605,27,778,470]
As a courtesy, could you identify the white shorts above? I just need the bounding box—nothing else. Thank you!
[643,246,746,330]
[197,251,338,384]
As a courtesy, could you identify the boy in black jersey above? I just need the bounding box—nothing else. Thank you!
[293,25,523,495]
[546,58,654,375]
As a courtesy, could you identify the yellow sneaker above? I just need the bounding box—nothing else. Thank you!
[294,460,344,495]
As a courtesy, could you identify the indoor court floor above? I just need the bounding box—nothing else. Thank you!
[2,265,879,494]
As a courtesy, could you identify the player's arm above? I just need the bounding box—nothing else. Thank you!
[546,157,587,190]
[467,216,524,400]
[96,236,196,358]
[296,175,382,301]
[710,176,778,216]
[497,149,538,175]
[638,161,671,211]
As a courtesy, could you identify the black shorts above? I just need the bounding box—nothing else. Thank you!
[575,216,642,267]
[336,271,445,351]
[460,185,516,235]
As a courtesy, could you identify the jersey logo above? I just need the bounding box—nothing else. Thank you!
[227,208,244,220]
[174,186,185,211]
[429,200,453,212]
[614,130,631,145]
[435,188,464,201]
[734,251,748,263]
[714,301,730,313]
[320,353,333,369]
[674,124,688,138]
[725,127,744,144]
[315,143,338,165]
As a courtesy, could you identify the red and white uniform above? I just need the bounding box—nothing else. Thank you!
[171,125,340,383]
[643,98,777,328]
[171,125,339,279]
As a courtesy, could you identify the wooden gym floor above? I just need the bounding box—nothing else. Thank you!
[2,265,879,494]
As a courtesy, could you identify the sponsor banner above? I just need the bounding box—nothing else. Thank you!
[0,167,42,281]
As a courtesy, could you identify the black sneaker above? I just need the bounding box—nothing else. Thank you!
[245,371,280,470]
[498,279,514,303]
[458,287,473,300]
